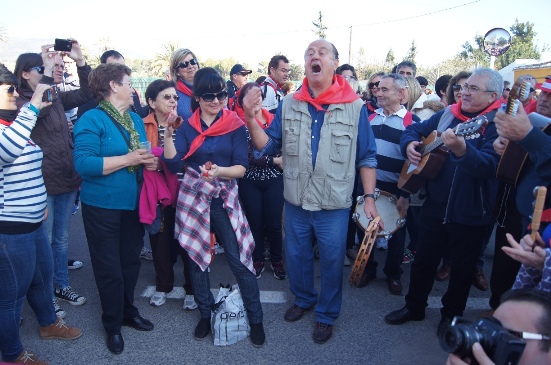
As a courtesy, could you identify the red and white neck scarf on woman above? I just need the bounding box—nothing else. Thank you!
[183,109,244,160]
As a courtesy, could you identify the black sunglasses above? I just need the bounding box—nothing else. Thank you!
[368,81,380,89]
[178,58,198,69]
[28,66,45,74]
[452,84,462,92]
[5,85,16,96]
[505,88,511,91]
[200,91,228,102]
[162,94,180,101]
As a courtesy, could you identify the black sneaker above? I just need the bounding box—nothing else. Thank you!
[250,322,265,347]
[67,259,83,270]
[270,260,287,280]
[194,318,211,340]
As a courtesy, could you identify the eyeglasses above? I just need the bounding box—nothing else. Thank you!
[238,73,249,77]
[178,58,198,69]
[120,81,133,88]
[343,75,356,81]
[278,68,291,74]
[28,66,45,74]
[368,81,380,89]
[200,91,228,102]
[452,84,462,92]
[461,84,495,94]
[162,94,180,101]
[5,85,16,96]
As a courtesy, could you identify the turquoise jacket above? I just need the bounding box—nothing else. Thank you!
[74,108,148,210]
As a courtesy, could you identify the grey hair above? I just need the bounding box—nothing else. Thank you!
[471,67,503,96]
[381,73,407,90]
[396,61,417,77]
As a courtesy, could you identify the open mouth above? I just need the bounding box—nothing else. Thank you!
[312,64,321,73]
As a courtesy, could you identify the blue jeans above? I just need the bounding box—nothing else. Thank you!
[0,225,57,361]
[284,202,349,325]
[43,190,78,291]
[188,201,263,324]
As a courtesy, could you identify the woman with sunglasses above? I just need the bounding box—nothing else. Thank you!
[14,43,93,319]
[236,83,286,280]
[73,63,156,355]
[162,68,265,347]
[364,72,384,115]
[0,63,82,365]
[141,79,197,310]
[169,49,200,122]
[445,71,472,107]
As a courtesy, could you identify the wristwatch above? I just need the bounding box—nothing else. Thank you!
[363,193,376,199]
[23,102,39,116]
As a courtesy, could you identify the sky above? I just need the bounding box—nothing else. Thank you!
[0,0,549,69]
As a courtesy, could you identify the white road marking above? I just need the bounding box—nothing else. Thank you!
[142,286,287,304]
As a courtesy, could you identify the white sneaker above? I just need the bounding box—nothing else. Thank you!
[376,237,388,250]
[183,295,197,310]
[150,291,167,307]
[53,299,66,319]
[140,247,153,260]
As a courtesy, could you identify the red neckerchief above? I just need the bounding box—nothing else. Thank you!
[0,119,13,126]
[267,76,283,90]
[176,79,193,97]
[524,99,537,114]
[183,109,244,160]
[255,108,274,129]
[293,75,359,112]
[450,99,503,122]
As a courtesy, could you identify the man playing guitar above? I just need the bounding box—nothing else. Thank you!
[384,68,503,338]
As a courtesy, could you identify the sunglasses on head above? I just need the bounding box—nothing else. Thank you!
[368,81,380,89]
[200,91,228,102]
[452,84,462,91]
[162,94,180,101]
[178,58,198,69]
[5,85,16,96]
[28,66,45,74]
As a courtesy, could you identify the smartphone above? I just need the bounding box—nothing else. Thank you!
[42,86,57,102]
[54,39,72,52]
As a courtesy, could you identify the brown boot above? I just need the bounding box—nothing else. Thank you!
[10,350,48,364]
[39,318,82,340]
[473,267,489,291]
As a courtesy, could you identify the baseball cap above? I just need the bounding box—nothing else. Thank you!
[230,64,252,76]
[536,76,551,93]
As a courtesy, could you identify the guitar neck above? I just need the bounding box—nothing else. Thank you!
[420,137,444,157]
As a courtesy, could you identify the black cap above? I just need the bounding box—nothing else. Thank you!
[230,64,252,76]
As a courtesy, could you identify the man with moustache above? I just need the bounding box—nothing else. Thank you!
[242,39,378,344]
[384,68,503,337]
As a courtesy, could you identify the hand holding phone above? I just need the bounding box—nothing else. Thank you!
[54,39,73,52]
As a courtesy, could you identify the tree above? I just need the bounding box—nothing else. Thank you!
[151,41,180,78]
[312,11,327,39]
[289,63,304,81]
[385,49,395,70]
[0,25,7,47]
[404,40,417,64]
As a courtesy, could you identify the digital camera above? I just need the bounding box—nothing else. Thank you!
[439,316,525,365]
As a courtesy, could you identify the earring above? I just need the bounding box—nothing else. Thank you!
[114,90,118,93]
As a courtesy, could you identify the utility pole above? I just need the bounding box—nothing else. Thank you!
[348,26,353,64]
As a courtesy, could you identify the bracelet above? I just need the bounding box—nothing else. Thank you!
[23,102,39,116]
[363,193,375,199]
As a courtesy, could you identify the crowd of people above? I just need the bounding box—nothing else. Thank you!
[1,36,551,365]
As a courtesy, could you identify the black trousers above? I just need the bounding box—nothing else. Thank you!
[405,198,487,318]
[82,203,143,335]
[149,206,193,294]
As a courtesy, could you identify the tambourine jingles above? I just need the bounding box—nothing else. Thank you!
[349,216,380,287]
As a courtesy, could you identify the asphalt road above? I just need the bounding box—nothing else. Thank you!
[16,209,495,365]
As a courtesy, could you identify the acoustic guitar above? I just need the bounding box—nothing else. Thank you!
[495,80,532,186]
[397,116,488,194]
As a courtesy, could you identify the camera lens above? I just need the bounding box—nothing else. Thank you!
[439,325,483,357]
[440,327,465,354]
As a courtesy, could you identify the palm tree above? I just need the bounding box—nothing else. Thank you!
[152,41,180,78]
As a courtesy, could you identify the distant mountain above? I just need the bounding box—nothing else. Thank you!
[0,38,52,63]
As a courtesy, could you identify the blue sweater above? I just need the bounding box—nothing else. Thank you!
[400,108,500,226]
[73,108,148,210]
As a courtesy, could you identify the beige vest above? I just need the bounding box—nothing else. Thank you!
[281,95,363,211]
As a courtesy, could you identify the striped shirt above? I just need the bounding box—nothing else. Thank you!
[0,107,47,223]
[370,107,420,184]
